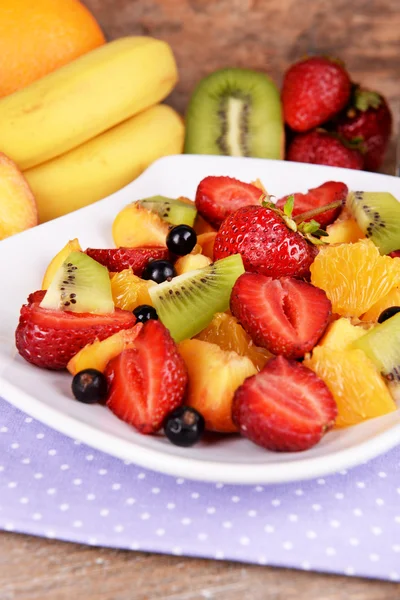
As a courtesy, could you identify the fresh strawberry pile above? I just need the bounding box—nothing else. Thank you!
[14,174,398,455]
[282,56,392,171]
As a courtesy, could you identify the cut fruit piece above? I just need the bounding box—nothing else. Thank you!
[137,195,197,227]
[346,191,400,254]
[195,312,271,371]
[310,239,400,317]
[230,273,331,359]
[325,214,365,244]
[232,355,337,451]
[197,232,217,259]
[42,238,82,290]
[193,213,217,235]
[105,320,188,434]
[317,317,368,351]
[178,339,256,433]
[0,152,37,240]
[174,253,212,275]
[85,246,169,275]
[67,324,143,375]
[110,269,156,311]
[361,287,400,322]
[112,202,169,248]
[352,311,400,400]
[276,181,347,229]
[304,344,396,428]
[149,254,245,342]
[195,176,263,228]
[40,251,114,314]
[184,68,284,160]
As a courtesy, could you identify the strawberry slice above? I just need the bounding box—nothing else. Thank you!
[195,176,263,229]
[389,250,400,259]
[230,273,331,358]
[232,355,337,452]
[105,320,188,434]
[15,297,136,370]
[85,247,169,275]
[276,182,348,229]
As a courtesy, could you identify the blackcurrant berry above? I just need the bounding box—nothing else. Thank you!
[164,406,205,447]
[142,259,176,283]
[166,225,197,256]
[71,369,108,404]
[378,306,400,323]
[133,304,158,323]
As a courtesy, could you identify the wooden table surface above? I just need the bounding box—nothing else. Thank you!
[1,1,400,598]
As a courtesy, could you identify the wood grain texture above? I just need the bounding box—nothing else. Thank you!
[1,532,400,600]
[1,2,400,598]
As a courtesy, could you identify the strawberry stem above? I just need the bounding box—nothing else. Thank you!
[293,200,343,224]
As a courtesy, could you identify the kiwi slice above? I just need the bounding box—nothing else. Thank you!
[184,68,284,159]
[347,191,400,254]
[40,251,114,314]
[352,312,400,399]
[149,254,245,342]
[138,196,197,227]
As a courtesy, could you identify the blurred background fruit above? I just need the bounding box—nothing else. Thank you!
[0,0,105,98]
[0,153,37,240]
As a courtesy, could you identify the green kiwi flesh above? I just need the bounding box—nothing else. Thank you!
[40,251,114,314]
[138,196,197,227]
[149,254,245,342]
[184,68,284,159]
[346,191,400,254]
[352,312,400,400]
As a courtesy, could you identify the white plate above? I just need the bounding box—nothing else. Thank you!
[1,155,400,485]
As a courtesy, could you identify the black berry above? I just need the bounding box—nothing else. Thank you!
[142,259,176,283]
[378,306,400,323]
[164,406,205,447]
[166,225,197,256]
[133,304,158,323]
[71,369,108,404]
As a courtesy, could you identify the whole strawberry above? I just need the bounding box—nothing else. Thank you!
[282,56,351,132]
[335,87,392,171]
[287,130,364,170]
[213,204,317,279]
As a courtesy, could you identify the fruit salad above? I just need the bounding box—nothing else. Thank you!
[14,176,400,452]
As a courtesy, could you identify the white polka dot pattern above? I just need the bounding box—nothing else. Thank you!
[0,398,399,581]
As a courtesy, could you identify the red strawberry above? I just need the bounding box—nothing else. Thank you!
[213,205,317,279]
[85,247,169,275]
[232,355,337,452]
[390,250,400,259]
[287,130,364,170]
[105,320,187,434]
[15,296,136,370]
[195,176,263,229]
[276,181,348,229]
[230,273,331,358]
[335,88,392,171]
[282,56,351,132]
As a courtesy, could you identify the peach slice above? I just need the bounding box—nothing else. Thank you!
[112,202,169,248]
[193,213,217,235]
[42,238,82,289]
[67,323,142,375]
[178,339,257,433]
[0,152,37,240]
[174,253,212,275]
[197,232,217,260]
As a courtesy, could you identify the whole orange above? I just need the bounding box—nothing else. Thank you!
[0,0,106,98]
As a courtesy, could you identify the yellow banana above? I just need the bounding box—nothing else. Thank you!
[0,37,178,170]
[24,104,184,223]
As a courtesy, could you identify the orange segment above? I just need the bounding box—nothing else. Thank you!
[196,312,271,371]
[193,214,217,235]
[310,239,400,317]
[110,269,156,311]
[197,232,217,259]
[361,287,400,322]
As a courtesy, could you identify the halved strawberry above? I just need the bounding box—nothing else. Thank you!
[276,182,347,229]
[85,247,169,275]
[105,320,187,434]
[15,297,136,370]
[230,273,331,358]
[232,355,337,452]
[195,176,263,229]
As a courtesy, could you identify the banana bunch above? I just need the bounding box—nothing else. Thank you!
[0,37,183,222]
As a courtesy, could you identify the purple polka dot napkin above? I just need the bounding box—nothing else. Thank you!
[1,396,399,581]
